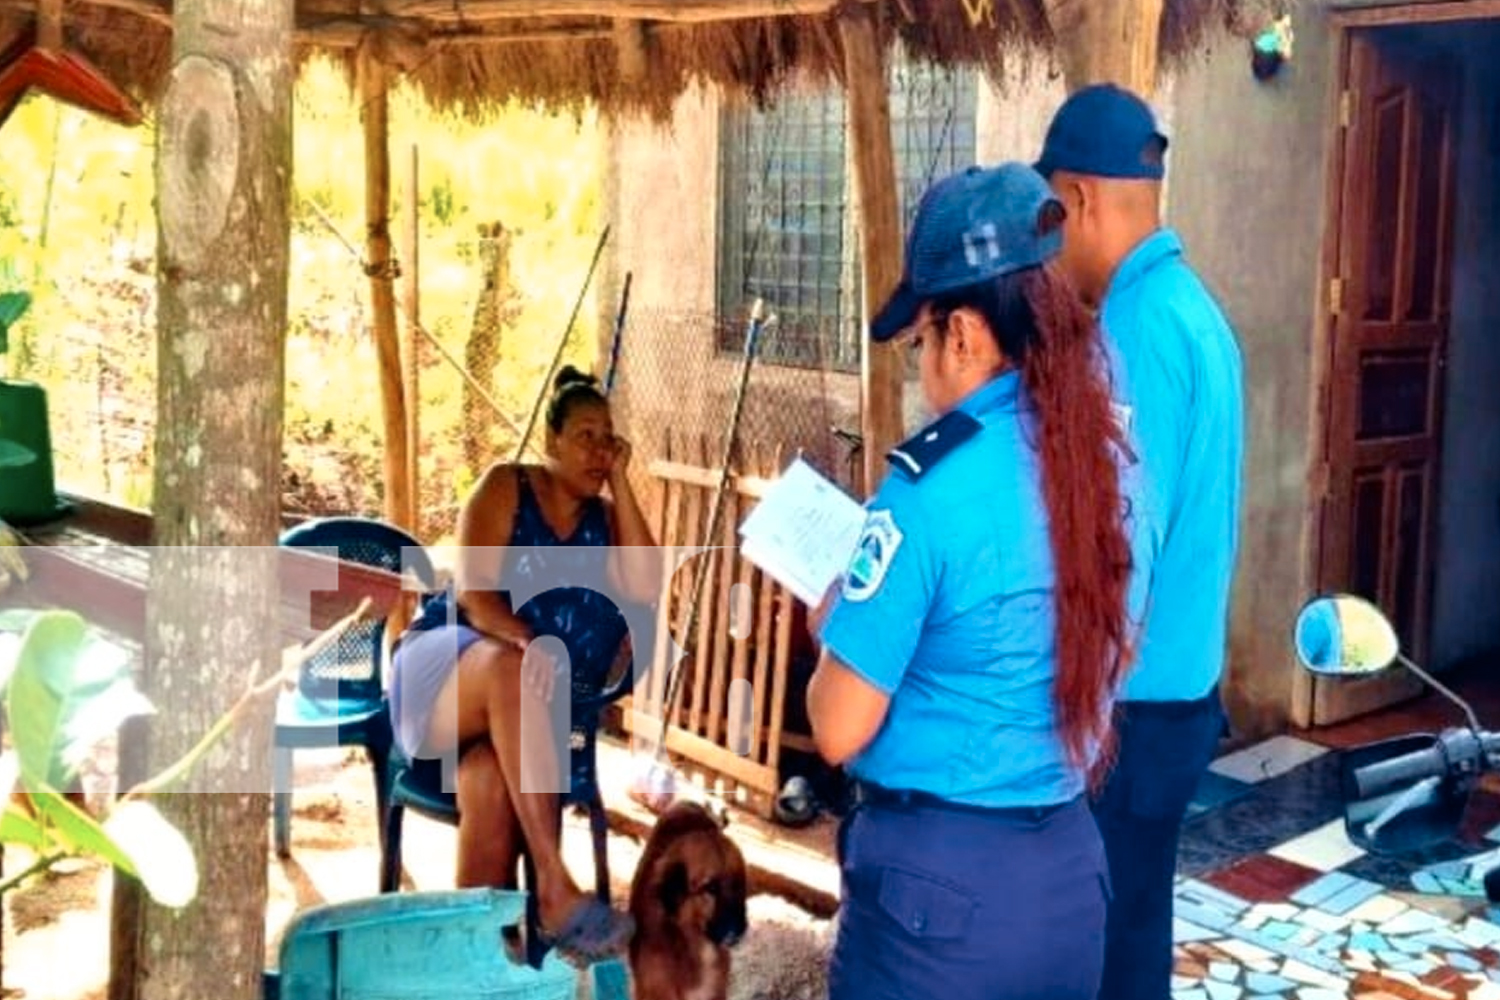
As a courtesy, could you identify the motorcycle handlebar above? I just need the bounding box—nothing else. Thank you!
[1350,728,1500,800]
[1351,746,1448,799]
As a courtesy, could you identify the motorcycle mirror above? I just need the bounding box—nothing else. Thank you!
[1293,593,1400,677]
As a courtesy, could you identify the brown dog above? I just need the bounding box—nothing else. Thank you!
[628,800,749,1000]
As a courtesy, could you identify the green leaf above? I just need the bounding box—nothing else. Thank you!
[6,611,155,790]
[29,787,135,875]
[0,754,46,852]
[0,807,49,852]
[0,439,35,468]
[0,291,29,356]
[102,801,199,908]
[0,292,29,326]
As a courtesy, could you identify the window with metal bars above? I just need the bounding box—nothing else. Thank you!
[715,59,979,373]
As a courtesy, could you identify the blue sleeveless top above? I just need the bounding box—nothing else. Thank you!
[410,468,630,697]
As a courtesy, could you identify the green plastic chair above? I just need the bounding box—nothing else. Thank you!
[273,516,437,860]
[262,888,629,1000]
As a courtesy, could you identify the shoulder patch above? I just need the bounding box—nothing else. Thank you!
[842,509,904,603]
[885,410,982,480]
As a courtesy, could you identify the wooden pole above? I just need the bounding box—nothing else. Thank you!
[402,143,420,535]
[1042,0,1166,96]
[358,39,414,534]
[36,0,63,49]
[839,5,904,497]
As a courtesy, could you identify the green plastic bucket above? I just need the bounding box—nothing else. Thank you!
[0,379,70,525]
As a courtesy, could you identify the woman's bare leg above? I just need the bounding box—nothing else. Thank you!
[425,637,587,932]
[454,741,522,889]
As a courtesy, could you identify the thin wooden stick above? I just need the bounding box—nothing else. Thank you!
[122,598,373,800]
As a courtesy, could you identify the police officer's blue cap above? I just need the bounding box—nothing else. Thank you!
[869,161,1064,343]
[1034,83,1169,181]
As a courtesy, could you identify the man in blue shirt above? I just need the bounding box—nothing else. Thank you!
[1036,84,1246,1000]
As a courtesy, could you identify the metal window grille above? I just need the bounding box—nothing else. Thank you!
[716,87,851,371]
[716,59,979,374]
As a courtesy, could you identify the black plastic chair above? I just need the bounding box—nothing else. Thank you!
[273,516,436,860]
[379,620,638,970]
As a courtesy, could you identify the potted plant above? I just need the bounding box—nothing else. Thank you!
[0,290,70,525]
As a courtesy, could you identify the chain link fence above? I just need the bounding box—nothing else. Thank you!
[26,247,911,545]
[605,303,868,510]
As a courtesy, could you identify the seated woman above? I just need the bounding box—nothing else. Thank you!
[390,366,658,965]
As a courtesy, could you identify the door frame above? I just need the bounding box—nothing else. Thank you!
[1297,3,1484,727]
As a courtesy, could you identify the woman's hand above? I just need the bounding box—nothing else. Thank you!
[608,435,633,484]
[520,640,559,705]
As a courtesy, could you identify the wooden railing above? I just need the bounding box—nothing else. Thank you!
[614,432,818,818]
[14,495,414,646]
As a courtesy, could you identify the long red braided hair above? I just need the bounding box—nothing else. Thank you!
[930,262,1136,786]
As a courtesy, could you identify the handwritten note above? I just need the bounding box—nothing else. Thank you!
[738,456,867,606]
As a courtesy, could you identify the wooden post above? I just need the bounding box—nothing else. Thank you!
[839,5,904,497]
[1043,0,1166,96]
[36,0,62,49]
[402,143,420,534]
[359,38,413,534]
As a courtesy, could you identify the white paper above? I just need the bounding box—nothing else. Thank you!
[738,456,867,606]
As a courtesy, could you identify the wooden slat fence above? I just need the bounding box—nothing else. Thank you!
[614,431,817,818]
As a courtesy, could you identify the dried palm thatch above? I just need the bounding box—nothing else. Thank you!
[0,0,1285,122]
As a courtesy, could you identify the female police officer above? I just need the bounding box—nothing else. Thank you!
[807,161,1158,999]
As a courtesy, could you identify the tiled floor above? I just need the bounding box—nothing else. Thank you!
[1173,732,1500,1000]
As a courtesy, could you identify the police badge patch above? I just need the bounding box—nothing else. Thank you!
[843,509,904,603]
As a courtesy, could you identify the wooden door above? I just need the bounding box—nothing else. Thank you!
[1313,30,1461,725]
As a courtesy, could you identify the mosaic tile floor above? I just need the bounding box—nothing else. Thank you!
[1172,736,1500,999]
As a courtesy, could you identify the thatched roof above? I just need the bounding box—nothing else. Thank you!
[0,0,1279,121]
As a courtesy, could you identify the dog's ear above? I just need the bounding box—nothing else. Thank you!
[656,858,690,914]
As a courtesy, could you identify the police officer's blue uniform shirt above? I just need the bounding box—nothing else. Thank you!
[1102,228,1245,703]
[817,371,1159,809]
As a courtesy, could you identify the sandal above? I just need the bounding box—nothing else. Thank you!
[537,898,635,968]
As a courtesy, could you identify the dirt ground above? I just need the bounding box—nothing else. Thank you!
[1,743,832,1000]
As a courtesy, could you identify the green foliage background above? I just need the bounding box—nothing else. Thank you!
[0,58,604,542]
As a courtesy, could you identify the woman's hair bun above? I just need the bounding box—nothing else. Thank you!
[553,365,599,394]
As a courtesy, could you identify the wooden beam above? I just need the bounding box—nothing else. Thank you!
[620,708,780,795]
[54,0,171,28]
[402,143,421,535]
[36,0,62,48]
[1043,0,1166,96]
[391,0,841,22]
[839,5,904,497]
[24,541,412,645]
[358,41,415,538]
[39,0,369,45]
[1330,0,1500,26]
[15,0,722,47]
[425,24,613,43]
[613,17,648,83]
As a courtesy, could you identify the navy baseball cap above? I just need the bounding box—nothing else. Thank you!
[869,162,1063,342]
[1034,83,1169,181]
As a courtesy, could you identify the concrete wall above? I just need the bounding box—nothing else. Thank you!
[1427,26,1500,670]
[1159,5,1338,736]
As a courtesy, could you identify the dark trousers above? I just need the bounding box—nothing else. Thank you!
[1092,690,1226,1000]
[830,793,1109,1000]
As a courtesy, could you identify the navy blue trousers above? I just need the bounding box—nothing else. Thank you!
[829,794,1109,1000]
[1092,690,1225,1000]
